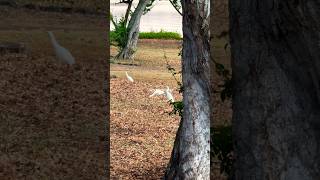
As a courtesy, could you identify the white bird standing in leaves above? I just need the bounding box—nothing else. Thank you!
[164,86,174,102]
[48,31,75,65]
[125,71,134,82]
[149,89,165,97]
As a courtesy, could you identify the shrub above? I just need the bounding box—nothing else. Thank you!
[110,30,182,41]
[139,30,182,40]
[110,15,128,52]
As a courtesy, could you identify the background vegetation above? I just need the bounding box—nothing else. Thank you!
[139,31,182,40]
[110,30,182,41]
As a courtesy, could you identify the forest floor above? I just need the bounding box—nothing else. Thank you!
[0,7,107,179]
[110,37,231,179]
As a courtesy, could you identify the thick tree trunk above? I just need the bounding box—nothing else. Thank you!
[230,1,320,179]
[164,0,211,179]
[116,0,151,60]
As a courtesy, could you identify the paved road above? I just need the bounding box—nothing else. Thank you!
[110,0,182,35]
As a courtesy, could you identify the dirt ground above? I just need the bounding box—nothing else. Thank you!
[0,7,107,179]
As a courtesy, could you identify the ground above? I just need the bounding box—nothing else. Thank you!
[0,1,232,179]
[109,1,231,177]
[0,7,107,179]
[110,40,182,179]
[110,39,231,179]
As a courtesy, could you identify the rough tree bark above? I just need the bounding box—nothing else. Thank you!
[164,0,211,179]
[230,1,320,179]
[116,0,151,60]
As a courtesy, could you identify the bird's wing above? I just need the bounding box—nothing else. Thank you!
[149,89,165,97]
[149,90,159,97]
[165,92,175,102]
[155,89,165,94]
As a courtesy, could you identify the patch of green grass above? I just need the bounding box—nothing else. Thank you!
[110,30,182,40]
[139,31,182,40]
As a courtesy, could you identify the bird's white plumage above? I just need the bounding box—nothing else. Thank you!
[164,86,174,102]
[125,71,134,82]
[48,31,75,65]
[149,89,165,97]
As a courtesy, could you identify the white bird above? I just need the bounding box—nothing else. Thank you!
[149,89,165,97]
[125,71,134,82]
[164,86,174,102]
[48,31,75,65]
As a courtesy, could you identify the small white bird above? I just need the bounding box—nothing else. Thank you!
[149,89,165,97]
[125,71,134,82]
[48,31,75,65]
[164,86,174,102]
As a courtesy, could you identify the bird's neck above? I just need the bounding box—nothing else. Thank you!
[48,32,59,47]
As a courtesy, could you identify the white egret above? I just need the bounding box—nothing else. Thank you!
[164,86,174,102]
[125,71,134,82]
[149,89,165,97]
[48,31,75,65]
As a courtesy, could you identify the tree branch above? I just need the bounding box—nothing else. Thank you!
[169,0,182,16]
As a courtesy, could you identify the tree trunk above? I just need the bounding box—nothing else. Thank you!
[164,0,211,179]
[123,0,133,26]
[230,1,320,179]
[116,0,151,60]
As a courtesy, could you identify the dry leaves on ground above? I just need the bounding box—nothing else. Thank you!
[110,77,181,179]
[0,54,106,179]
